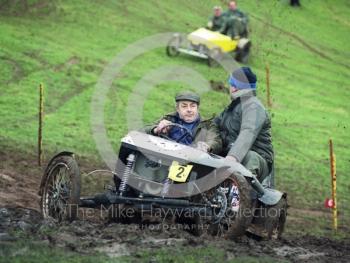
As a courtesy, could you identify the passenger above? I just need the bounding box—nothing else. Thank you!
[214,67,274,182]
[145,92,222,154]
[207,6,225,32]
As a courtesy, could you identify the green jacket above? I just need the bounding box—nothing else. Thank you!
[144,112,222,154]
[208,15,226,31]
[214,93,274,165]
[220,9,249,37]
[222,9,249,25]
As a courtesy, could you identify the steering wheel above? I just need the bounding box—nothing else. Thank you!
[158,123,194,143]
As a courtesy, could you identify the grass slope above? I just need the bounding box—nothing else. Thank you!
[0,0,349,238]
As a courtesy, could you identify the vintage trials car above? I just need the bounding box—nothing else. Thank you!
[166,28,251,66]
[39,125,287,239]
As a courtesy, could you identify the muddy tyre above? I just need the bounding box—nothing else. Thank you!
[40,154,81,222]
[265,197,287,239]
[224,173,254,238]
[250,196,287,240]
[235,41,251,64]
[208,172,254,239]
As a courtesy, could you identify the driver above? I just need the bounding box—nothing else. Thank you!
[145,91,222,154]
[220,1,249,39]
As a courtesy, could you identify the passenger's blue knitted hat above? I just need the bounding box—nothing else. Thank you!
[228,67,257,89]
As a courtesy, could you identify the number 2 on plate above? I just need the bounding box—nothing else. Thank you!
[168,161,193,182]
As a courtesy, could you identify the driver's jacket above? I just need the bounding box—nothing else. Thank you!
[144,112,222,154]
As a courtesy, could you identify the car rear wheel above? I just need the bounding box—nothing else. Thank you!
[249,195,287,240]
[235,41,251,64]
[265,197,287,239]
[166,34,182,57]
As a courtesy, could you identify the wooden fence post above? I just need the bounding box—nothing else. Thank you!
[38,83,44,166]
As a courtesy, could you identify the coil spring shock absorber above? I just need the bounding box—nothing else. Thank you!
[161,178,171,198]
[119,153,136,196]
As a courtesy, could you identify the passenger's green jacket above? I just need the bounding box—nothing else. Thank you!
[208,15,226,31]
[144,112,222,154]
[214,92,274,165]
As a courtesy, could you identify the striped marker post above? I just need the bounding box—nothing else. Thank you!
[329,139,337,232]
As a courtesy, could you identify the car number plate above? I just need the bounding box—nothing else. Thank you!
[168,161,193,182]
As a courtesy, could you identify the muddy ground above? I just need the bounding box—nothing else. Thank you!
[1,148,350,262]
[1,207,350,262]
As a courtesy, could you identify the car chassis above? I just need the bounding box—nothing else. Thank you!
[39,130,287,239]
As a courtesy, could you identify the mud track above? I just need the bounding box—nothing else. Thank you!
[0,207,349,262]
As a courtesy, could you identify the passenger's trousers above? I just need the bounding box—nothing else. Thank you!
[241,150,269,182]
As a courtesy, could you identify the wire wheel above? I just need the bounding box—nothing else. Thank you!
[208,172,254,238]
[41,154,81,222]
[166,34,182,57]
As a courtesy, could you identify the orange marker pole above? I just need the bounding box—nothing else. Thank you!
[329,139,337,232]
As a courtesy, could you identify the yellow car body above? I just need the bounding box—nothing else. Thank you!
[187,28,238,53]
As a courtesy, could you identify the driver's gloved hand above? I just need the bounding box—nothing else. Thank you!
[154,119,173,134]
[196,141,210,152]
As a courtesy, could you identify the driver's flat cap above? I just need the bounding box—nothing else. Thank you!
[175,91,200,104]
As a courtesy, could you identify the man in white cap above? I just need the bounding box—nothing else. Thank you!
[207,6,225,32]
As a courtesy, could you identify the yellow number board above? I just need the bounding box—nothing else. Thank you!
[168,161,193,183]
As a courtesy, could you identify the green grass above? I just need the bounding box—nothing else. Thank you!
[0,241,111,263]
[0,240,285,263]
[0,0,349,244]
[132,246,283,263]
